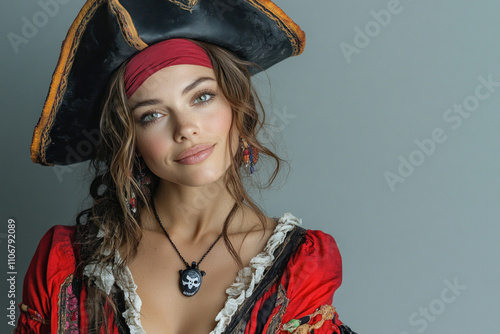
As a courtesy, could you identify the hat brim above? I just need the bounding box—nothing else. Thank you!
[31,0,305,166]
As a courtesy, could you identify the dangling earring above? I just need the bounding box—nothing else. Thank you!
[136,158,151,190]
[127,165,137,214]
[128,190,137,214]
[241,137,258,174]
[127,157,151,214]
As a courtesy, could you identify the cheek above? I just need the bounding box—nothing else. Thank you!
[218,107,238,151]
[135,131,171,162]
[217,109,233,136]
[205,100,234,141]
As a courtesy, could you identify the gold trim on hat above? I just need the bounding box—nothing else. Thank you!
[109,0,148,50]
[168,0,199,12]
[31,0,105,165]
[248,0,305,56]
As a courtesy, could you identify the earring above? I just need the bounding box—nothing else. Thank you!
[127,165,137,213]
[241,137,258,174]
[128,190,137,214]
[135,158,151,190]
[127,157,151,214]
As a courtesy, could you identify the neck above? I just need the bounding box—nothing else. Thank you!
[144,178,238,241]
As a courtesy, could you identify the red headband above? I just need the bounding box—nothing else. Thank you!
[124,39,213,98]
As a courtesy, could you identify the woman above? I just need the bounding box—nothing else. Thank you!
[17,1,356,333]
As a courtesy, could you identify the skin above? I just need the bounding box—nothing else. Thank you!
[126,64,277,334]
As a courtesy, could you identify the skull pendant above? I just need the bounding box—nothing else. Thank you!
[179,262,206,297]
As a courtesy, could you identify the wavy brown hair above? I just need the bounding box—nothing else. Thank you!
[74,39,283,333]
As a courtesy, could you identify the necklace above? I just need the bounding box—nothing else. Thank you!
[151,200,237,297]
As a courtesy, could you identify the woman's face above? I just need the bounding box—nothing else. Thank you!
[129,64,237,187]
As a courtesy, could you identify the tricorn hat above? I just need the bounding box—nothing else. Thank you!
[30,0,305,166]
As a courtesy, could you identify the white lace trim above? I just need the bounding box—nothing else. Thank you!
[83,231,145,333]
[82,212,301,334]
[210,212,301,334]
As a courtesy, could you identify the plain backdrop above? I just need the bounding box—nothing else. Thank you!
[1,1,499,333]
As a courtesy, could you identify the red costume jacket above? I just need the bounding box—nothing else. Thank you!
[15,214,356,334]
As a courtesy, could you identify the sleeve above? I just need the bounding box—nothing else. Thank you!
[15,225,77,334]
[278,230,356,334]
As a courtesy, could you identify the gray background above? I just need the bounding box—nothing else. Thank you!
[1,0,499,333]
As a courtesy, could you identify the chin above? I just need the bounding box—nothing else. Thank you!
[171,167,227,187]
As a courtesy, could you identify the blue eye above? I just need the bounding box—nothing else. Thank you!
[193,92,215,105]
[139,111,162,124]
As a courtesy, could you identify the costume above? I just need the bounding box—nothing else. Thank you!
[16,213,356,334]
[22,2,358,333]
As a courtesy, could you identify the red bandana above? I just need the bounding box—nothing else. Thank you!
[124,39,213,98]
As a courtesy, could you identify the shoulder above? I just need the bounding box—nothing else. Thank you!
[276,213,343,296]
[271,214,344,317]
[38,224,76,245]
[35,225,76,259]
[17,225,78,332]
[26,225,77,284]
[299,229,342,269]
[277,213,342,273]
[288,229,342,284]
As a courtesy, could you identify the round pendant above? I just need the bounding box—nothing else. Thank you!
[179,262,206,297]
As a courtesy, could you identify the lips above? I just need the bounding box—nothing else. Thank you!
[175,144,215,165]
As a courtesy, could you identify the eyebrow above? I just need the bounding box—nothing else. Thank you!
[131,77,216,112]
[131,99,163,112]
[182,77,215,96]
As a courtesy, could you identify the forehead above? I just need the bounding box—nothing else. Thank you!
[129,64,216,101]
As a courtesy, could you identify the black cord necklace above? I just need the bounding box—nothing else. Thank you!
[151,200,237,297]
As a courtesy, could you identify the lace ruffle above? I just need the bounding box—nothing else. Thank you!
[83,212,301,334]
[210,212,301,334]
[83,232,145,333]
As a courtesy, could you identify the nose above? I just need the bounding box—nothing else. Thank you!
[172,113,199,142]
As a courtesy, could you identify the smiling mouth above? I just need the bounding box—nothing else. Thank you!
[175,144,215,165]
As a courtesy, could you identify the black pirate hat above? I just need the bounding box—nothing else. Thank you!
[30,0,305,166]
